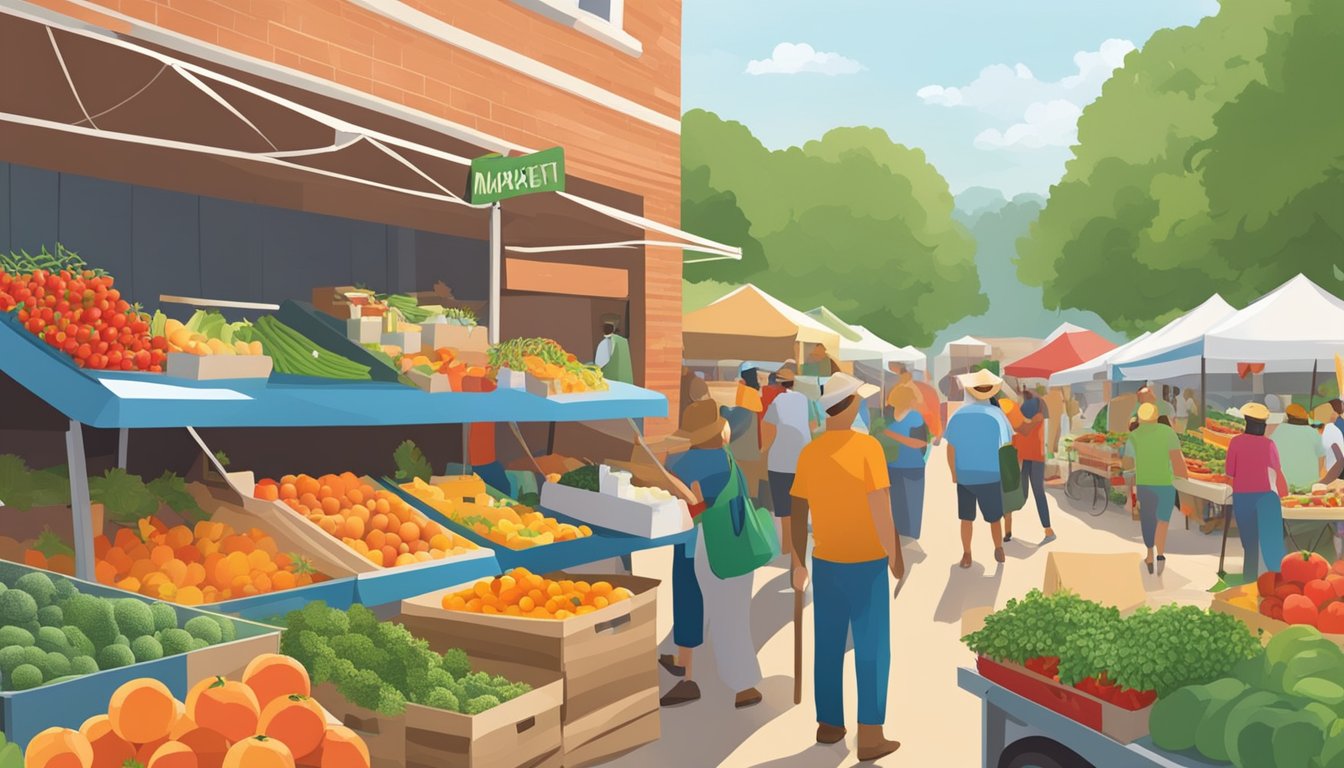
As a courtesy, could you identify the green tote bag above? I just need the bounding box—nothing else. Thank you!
[1000,443,1025,512]
[698,449,780,580]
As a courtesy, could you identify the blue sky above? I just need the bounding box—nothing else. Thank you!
[682,0,1220,195]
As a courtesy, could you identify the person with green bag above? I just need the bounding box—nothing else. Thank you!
[944,368,1014,568]
[657,399,766,710]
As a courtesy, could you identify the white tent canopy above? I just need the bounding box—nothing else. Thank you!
[844,325,926,368]
[1109,295,1237,382]
[1048,331,1152,387]
[1204,274,1344,367]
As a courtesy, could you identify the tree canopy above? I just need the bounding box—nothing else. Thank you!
[1018,0,1344,333]
[681,110,986,346]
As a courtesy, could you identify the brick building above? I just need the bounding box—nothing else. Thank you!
[1,0,737,437]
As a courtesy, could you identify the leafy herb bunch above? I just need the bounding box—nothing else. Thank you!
[962,590,1120,665]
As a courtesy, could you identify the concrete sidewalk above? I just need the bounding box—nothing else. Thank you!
[613,443,1234,767]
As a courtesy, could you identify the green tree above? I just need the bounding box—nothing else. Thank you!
[1018,0,1344,333]
[681,111,986,346]
[680,166,767,283]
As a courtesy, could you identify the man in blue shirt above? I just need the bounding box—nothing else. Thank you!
[944,369,1012,569]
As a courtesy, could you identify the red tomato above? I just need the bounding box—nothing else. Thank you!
[1283,551,1330,584]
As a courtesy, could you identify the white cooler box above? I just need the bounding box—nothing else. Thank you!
[540,482,691,540]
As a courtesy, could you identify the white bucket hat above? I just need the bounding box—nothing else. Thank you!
[819,372,880,412]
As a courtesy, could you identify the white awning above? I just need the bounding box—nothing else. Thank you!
[1108,295,1238,382]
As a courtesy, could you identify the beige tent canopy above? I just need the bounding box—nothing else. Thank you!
[683,285,841,364]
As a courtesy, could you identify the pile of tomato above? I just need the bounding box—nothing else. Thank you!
[0,268,168,372]
[1022,655,1158,711]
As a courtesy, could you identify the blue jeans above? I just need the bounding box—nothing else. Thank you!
[1233,492,1286,584]
[814,558,890,727]
[889,466,926,539]
[671,543,704,648]
[1021,460,1049,528]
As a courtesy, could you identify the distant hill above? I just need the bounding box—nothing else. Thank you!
[931,189,1124,352]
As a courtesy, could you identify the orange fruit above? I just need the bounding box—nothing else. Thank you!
[27,726,94,768]
[176,727,230,768]
[146,740,198,768]
[187,676,261,744]
[221,736,295,768]
[243,654,312,711]
[80,714,135,768]
[315,726,368,768]
[108,678,177,745]
[259,695,326,759]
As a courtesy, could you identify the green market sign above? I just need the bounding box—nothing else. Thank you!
[469,147,565,204]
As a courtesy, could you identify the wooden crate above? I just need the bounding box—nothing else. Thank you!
[976,657,1152,744]
[401,573,661,767]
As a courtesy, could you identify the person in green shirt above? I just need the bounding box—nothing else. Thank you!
[594,313,633,384]
[1273,403,1333,559]
[1130,386,1175,423]
[1123,403,1188,574]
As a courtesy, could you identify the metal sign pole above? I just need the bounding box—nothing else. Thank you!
[66,420,96,581]
[489,202,501,345]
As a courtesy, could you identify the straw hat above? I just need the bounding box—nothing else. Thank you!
[681,399,728,447]
[957,368,1004,400]
[1285,403,1310,421]
[819,373,880,412]
[1241,402,1270,421]
[775,367,796,383]
[1137,403,1160,423]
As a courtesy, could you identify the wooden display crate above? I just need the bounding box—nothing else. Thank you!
[975,657,1152,744]
[401,573,661,767]
[166,352,272,380]
[1211,584,1344,650]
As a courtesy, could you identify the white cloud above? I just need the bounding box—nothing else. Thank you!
[973,100,1084,150]
[746,43,864,76]
[917,39,1135,151]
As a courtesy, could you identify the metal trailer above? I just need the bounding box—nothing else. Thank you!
[958,667,1227,768]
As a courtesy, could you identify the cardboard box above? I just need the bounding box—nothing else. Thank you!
[1210,584,1344,649]
[526,373,564,399]
[425,323,490,354]
[314,682,407,768]
[408,369,453,393]
[312,286,375,319]
[400,573,661,767]
[347,317,383,345]
[383,328,423,354]
[1043,552,1147,614]
[166,353,273,381]
[540,482,690,539]
[498,368,526,390]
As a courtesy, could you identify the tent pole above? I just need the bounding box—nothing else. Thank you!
[489,201,501,345]
[1199,357,1207,427]
[1310,360,1320,413]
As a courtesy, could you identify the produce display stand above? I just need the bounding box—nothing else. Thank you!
[959,667,1221,768]
[1065,444,1123,516]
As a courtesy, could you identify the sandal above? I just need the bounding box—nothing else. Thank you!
[659,680,701,707]
[658,654,685,677]
[959,552,973,569]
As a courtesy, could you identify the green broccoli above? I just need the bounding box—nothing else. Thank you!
[346,604,380,636]
[37,605,63,628]
[464,694,501,715]
[287,602,349,639]
[0,627,34,648]
[114,635,129,647]
[61,626,94,657]
[131,635,164,663]
[62,594,117,649]
[113,599,156,640]
[212,614,236,643]
[0,646,28,677]
[425,667,455,692]
[0,589,38,627]
[97,644,135,670]
[20,645,48,673]
[421,687,460,712]
[159,628,194,656]
[281,630,337,682]
[14,572,56,608]
[8,663,43,690]
[462,672,495,701]
[45,652,70,678]
[330,634,385,671]
[34,627,70,655]
[42,675,80,687]
[190,638,209,651]
[149,602,178,633]
[441,647,471,679]
[69,655,99,675]
[495,682,531,702]
[51,577,77,603]
[337,664,406,715]
[184,616,223,645]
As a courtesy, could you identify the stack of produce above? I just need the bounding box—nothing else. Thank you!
[556,465,599,492]
[1283,486,1344,510]
[489,337,607,393]
[1178,432,1228,481]
[380,294,475,326]
[92,517,326,605]
[964,590,1261,710]
[400,477,592,549]
[1149,626,1344,768]
[0,732,18,767]
[155,311,265,357]
[246,316,371,380]
[280,601,529,715]
[440,567,633,620]
[0,569,235,690]
[0,245,168,372]
[24,657,370,768]
[1241,552,1344,631]
[253,472,477,568]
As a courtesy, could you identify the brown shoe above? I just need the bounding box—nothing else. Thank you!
[735,687,763,708]
[658,654,686,677]
[857,725,900,762]
[816,723,847,744]
[659,680,700,707]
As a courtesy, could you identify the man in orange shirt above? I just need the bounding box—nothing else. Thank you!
[1000,390,1053,543]
[791,373,902,763]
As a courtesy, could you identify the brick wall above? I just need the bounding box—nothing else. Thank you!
[32,0,684,437]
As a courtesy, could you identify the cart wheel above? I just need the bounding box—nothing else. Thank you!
[1089,474,1108,517]
[1065,471,1086,501]
[998,737,1094,768]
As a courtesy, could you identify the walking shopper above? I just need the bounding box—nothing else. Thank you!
[763,367,812,557]
[1122,403,1187,574]
[882,386,928,540]
[1007,390,1054,544]
[593,313,633,384]
[658,400,763,709]
[1226,402,1289,585]
[890,362,944,445]
[790,373,902,762]
[1274,403,1333,558]
[1324,399,1344,483]
[944,369,1013,568]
